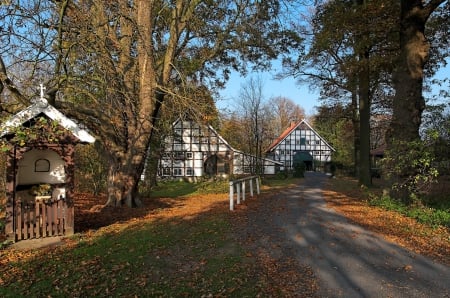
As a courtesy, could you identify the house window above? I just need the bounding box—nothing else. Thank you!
[186,167,194,176]
[186,152,193,159]
[174,152,185,159]
[173,168,183,176]
[162,167,171,176]
[285,140,291,145]
[316,140,320,145]
[280,150,285,155]
[35,159,50,172]
[300,138,306,145]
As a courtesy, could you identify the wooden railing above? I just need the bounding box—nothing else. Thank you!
[229,176,260,210]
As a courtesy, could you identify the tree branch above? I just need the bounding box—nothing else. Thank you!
[0,55,30,107]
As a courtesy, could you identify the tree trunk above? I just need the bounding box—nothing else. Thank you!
[351,90,360,177]
[388,1,429,145]
[353,0,372,186]
[105,150,146,207]
[358,50,372,187]
[386,0,443,200]
[103,0,157,207]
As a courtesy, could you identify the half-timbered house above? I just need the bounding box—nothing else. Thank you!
[266,119,335,172]
[158,119,282,179]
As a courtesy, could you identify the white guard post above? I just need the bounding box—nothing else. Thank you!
[229,176,260,211]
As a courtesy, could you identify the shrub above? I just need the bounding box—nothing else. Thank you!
[370,194,450,228]
[381,139,439,204]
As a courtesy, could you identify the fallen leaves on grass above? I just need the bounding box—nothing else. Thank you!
[2,188,316,296]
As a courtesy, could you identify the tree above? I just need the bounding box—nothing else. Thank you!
[219,112,248,151]
[313,104,355,175]
[233,76,272,174]
[388,0,448,145]
[0,0,302,206]
[386,0,448,200]
[270,96,305,134]
[285,0,398,186]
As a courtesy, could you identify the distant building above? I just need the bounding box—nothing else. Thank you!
[158,119,282,179]
[266,119,335,172]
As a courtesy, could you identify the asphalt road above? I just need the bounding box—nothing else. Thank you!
[241,172,450,297]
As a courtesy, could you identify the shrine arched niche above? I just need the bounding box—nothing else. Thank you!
[15,147,67,204]
[17,148,66,185]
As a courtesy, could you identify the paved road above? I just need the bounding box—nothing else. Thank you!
[241,172,450,297]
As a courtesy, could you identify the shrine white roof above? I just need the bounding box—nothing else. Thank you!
[0,92,95,143]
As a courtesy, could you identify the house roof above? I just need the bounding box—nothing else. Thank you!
[173,118,283,166]
[0,94,95,143]
[266,119,336,153]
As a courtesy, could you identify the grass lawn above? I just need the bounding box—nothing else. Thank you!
[0,176,303,297]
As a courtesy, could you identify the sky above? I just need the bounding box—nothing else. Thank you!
[217,70,320,117]
[217,62,450,117]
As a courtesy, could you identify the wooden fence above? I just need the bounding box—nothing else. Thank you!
[13,197,67,241]
[229,176,260,210]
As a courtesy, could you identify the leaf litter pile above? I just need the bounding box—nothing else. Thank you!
[1,177,449,296]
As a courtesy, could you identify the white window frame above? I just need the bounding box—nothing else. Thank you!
[173,168,183,176]
[186,167,194,176]
[162,167,171,176]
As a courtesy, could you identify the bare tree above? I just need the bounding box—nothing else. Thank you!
[270,96,305,134]
[234,76,273,174]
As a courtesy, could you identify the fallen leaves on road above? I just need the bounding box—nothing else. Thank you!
[323,178,450,266]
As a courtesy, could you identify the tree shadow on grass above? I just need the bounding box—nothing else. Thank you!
[74,192,194,233]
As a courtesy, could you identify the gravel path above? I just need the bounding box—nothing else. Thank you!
[238,172,450,297]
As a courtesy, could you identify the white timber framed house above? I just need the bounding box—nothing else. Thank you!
[158,119,282,179]
[266,119,335,172]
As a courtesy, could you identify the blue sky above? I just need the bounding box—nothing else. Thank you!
[217,71,320,116]
[218,62,450,117]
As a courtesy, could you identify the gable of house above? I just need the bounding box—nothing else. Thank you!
[266,119,335,171]
[159,119,234,178]
[158,119,282,178]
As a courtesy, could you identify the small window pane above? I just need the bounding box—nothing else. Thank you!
[35,159,50,172]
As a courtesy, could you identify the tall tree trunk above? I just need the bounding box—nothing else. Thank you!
[358,50,372,187]
[354,0,372,186]
[388,1,429,145]
[351,90,360,177]
[104,0,157,207]
[386,0,444,200]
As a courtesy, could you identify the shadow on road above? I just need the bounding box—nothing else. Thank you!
[239,172,450,297]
